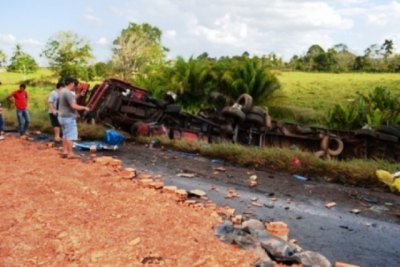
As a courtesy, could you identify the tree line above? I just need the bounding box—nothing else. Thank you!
[289,40,400,72]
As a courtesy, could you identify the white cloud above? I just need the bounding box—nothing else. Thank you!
[165,30,177,38]
[193,14,248,45]
[96,37,109,46]
[84,9,102,26]
[366,1,400,26]
[20,38,42,47]
[0,33,17,45]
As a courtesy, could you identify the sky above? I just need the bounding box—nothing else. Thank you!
[1,0,400,66]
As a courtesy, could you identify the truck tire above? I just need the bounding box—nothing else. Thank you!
[377,125,400,137]
[321,136,344,156]
[245,113,264,127]
[327,137,344,156]
[222,106,245,121]
[376,132,398,142]
[236,94,253,111]
[164,104,180,114]
[354,129,376,138]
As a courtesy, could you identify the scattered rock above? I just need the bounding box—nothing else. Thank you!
[177,172,196,178]
[139,179,154,188]
[335,261,360,267]
[266,221,289,241]
[350,209,361,214]
[94,156,113,165]
[128,237,141,246]
[149,181,164,189]
[213,166,226,172]
[162,185,177,193]
[297,251,331,267]
[120,168,136,179]
[252,202,263,207]
[175,189,188,201]
[248,180,258,187]
[189,189,207,197]
[325,202,337,208]
[139,174,153,180]
[225,189,239,198]
[242,219,265,231]
[249,175,258,181]
[184,200,197,205]
[231,215,243,225]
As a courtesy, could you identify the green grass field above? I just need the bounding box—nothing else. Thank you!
[269,71,400,124]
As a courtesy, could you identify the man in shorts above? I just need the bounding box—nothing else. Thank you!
[48,82,64,142]
[58,77,90,159]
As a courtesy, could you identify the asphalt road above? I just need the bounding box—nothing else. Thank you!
[91,143,400,267]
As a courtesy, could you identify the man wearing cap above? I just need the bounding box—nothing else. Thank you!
[58,77,90,159]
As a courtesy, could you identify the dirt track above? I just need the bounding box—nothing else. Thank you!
[0,137,255,266]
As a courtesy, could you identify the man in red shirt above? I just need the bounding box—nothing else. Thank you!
[7,84,30,136]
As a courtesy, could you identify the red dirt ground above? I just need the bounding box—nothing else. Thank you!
[0,137,255,266]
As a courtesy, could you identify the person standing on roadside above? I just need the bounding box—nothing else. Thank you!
[0,102,5,140]
[6,83,29,136]
[58,77,90,159]
[48,82,64,142]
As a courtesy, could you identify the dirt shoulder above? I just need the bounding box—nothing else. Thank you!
[0,137,254,266]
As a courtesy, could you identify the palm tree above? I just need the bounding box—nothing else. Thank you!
[166,56,217,111]
[218,57,280,106]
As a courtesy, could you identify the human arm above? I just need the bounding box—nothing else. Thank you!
[48,92,58,115]
[6,92,15,107]
[71,102,90,111]
[48,101,57,115]
[65,91,90,112]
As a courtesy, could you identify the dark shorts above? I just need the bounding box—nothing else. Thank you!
[0,114,3,132]
[49,113,61,127]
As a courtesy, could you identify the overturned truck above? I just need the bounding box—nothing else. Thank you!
[76,78,400,162]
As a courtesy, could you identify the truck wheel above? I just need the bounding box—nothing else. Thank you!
[321,136,344,156]
[222,106,245,121]
[164,104,180,114]
[377,125,400,137]
[236,94,253,111]
[354,129,376,138]
[327,137,344,156]
[245,113,264,127]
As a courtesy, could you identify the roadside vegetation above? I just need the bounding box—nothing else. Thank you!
[1,22,399,187]
[135,136,397,186]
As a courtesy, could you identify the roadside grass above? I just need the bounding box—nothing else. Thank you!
[136,136,398,187]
